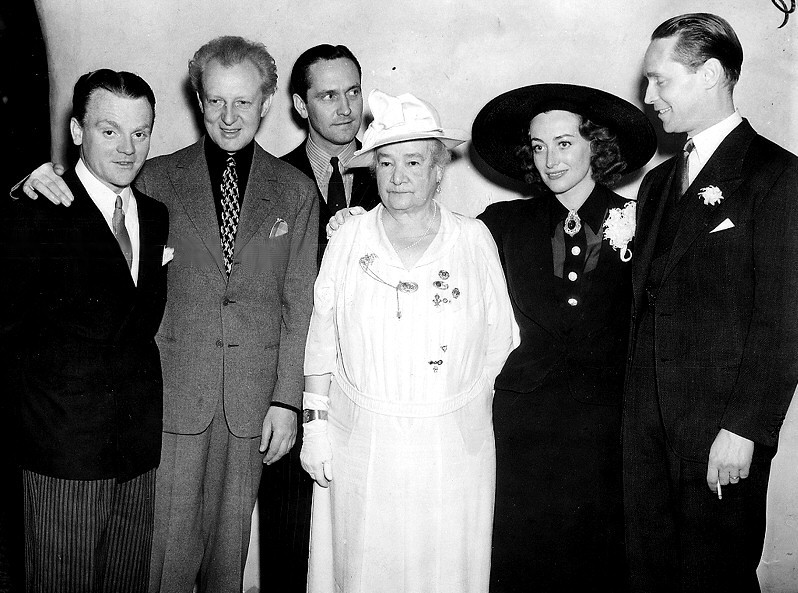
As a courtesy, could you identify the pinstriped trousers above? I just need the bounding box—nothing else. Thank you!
[23,468,155,593]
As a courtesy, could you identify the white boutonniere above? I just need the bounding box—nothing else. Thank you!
[699,185,724,206]
[602,201,636,262]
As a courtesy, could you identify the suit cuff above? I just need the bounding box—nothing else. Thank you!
[268,401,299,415]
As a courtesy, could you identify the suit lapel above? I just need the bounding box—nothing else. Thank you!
[632,163,675,311]
[65,171,136,292]
[170,139,225,277]
[234,143,275,254]
[661,121,753,282]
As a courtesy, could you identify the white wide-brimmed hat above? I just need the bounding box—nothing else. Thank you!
[346,89,468,168]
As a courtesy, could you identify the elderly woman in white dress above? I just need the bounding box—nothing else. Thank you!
[300,90,516,593]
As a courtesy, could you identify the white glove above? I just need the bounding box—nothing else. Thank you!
[300,391,333,487]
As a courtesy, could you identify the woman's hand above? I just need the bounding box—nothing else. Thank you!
[300,419,333,487]
[326,206,366,239]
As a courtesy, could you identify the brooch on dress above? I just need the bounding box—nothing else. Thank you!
[432,270,460,307]
[359,253,418,319]
[564,210,582,237]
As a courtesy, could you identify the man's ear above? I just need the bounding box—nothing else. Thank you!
[196,92,205,114]
[292,93,309,120]
[700,58,724,90]
[259,93,274,118]
[69,117,84,146]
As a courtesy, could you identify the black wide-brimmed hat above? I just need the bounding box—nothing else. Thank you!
[472,83,657,182]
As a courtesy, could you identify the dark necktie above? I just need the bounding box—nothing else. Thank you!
[673,138,695,202]
[221,156,240,277]
[327,156,347,213]
[113,195,133,270]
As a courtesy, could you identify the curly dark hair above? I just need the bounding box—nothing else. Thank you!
[517,113,627,188]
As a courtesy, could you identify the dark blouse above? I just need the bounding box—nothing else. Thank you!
[478,184,634,403]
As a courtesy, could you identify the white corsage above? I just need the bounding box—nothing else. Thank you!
[602,201,636,262]
[699,185,724,206]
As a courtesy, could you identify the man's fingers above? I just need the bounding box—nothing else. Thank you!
[264,430,295,464]
[22,184,39,200]
[706,466,720,492]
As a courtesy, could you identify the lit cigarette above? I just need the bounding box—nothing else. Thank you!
[717,480,722,500]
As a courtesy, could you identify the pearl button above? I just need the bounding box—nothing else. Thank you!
[571,246,581,256]
[568,298,578,307]
[568,272,578,281]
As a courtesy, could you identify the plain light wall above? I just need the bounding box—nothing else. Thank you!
[33,1,798,590]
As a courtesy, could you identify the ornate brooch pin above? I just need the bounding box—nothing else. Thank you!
[359,253,418,319]
[602,201,636,262]
[432,270,460,308]
[698,185,724,206]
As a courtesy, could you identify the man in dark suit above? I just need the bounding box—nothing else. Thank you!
[259,44,380,593]
[1,69,168,593]
[12,36,318,593]
[624,13,798,592]
[281,44,380,262]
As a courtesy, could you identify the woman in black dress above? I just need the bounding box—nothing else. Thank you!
[472,84,656,592]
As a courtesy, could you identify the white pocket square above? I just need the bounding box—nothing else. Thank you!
[269,218,288,238]
[710,218,735,233]
[162,246,175,265]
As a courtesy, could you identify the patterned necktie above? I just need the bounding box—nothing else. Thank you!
[673,138,695,201]
[327,156,347,213]
[113,195,133,270]
[221,156,240,277]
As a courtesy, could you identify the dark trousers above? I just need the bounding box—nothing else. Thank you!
[258,419,313,593]
[623,363,769,593]
[23,468,155,593]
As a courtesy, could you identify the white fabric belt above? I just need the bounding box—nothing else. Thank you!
[333,372,487,418]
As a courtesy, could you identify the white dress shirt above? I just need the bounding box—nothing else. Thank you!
[688,110,743,185]
[305,136,357,205]
[75,158,140,285]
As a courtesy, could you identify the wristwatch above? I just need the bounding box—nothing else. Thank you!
[302,409,328,424]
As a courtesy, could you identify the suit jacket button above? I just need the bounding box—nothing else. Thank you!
[215,339,223,348]
[223,298,230,306]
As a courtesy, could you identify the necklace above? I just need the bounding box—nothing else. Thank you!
[382,201,438,254]
[359,253,418,319]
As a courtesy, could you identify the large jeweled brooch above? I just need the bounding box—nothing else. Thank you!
[564,210,581,237]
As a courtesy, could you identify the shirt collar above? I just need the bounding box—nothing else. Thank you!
[306,136,357,182]
[204,136,255,172]
[690,110,743,169]
[548,185,606,236]
[75,158,131,208]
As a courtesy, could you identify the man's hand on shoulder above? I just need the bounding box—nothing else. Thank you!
[706,428,755,497]
[13,163,73,206]
[326,206,366,239]
[260,405,297,465]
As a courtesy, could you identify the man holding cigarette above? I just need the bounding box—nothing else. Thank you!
[624,13,798,592]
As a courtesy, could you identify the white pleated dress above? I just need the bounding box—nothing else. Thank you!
[304,203,515,593]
